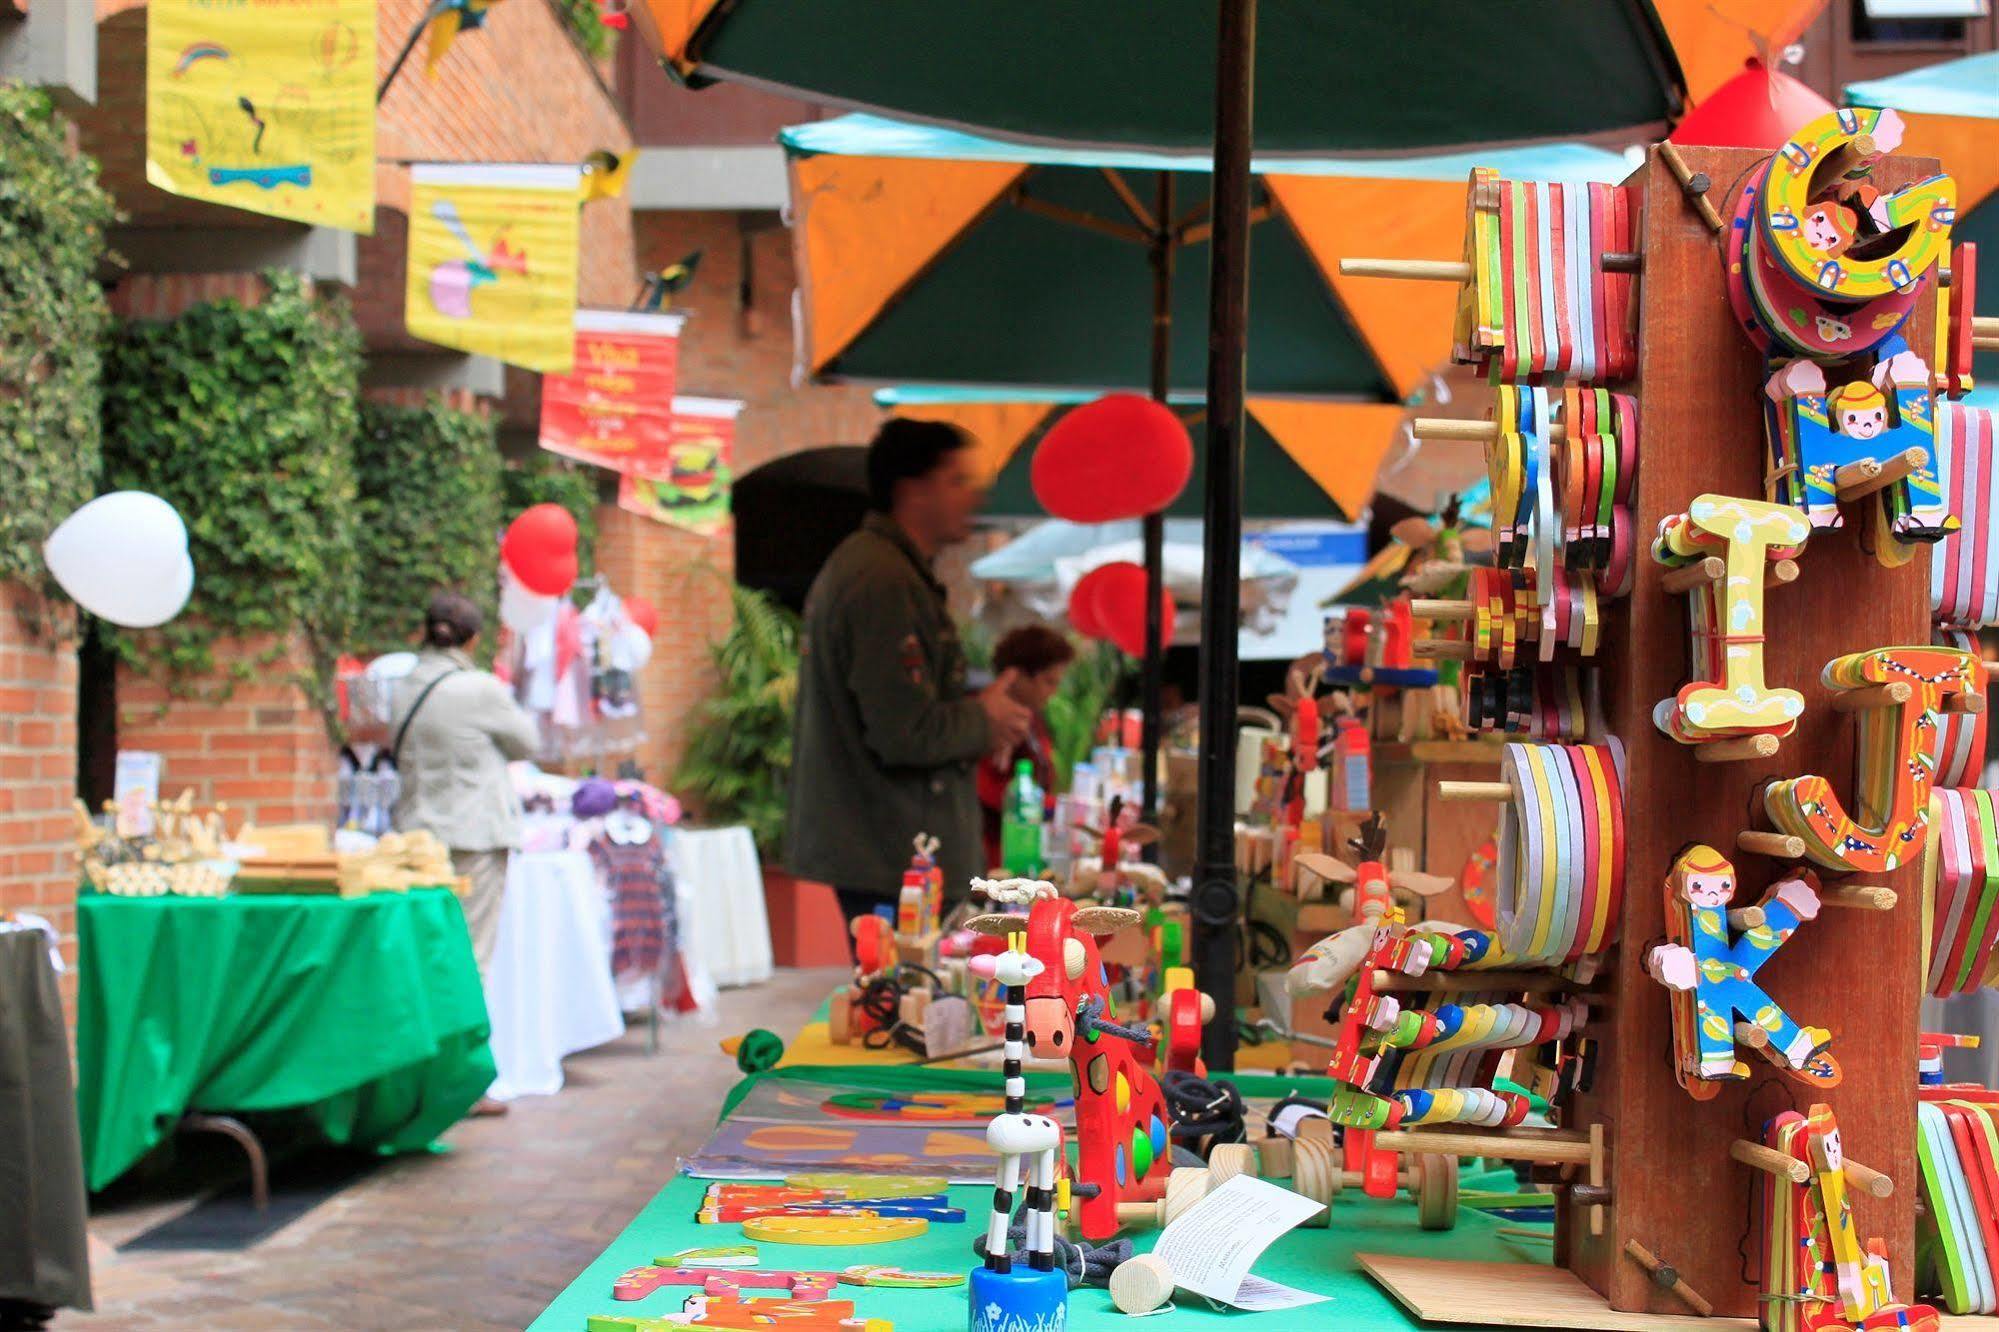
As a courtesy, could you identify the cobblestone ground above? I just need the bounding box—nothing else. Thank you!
[57,967,843,1332]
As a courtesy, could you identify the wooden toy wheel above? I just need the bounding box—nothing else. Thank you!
[1207,1143,1257,1187]
[1416,1154,1458,1231]
[1161,1167,1211,1225]
[1290,1138,1338,1227]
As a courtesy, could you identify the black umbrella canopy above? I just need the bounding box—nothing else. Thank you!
[733,446,870,613]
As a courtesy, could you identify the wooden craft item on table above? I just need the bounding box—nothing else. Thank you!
[1759,645,1977,873]
[963,879,1170,1242]
[613,1265,838,1302]
[1647,845,1838,1098]
[655,1245,758,1269]
[1932,403,1999,630]
[837,1265,963,1289]
[1753,1102,1936,1331]
[1922,786,1999,997]
[1649,495,1811,749]
[696,1180,964,1224]
[1066,795,1165,905]
[1927,628,1987,789]
[650,1295,887,1330]
[1915,1084,1999,1313]
[737,1215,927,1246]
[784,1174,948,1198]
[1722,108,1958,562]
[967,919,1069,1332]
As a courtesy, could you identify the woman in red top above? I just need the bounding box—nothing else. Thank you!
[976,625,1075,869]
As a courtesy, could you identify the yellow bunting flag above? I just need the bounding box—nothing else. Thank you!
[405,163,582,374]
[145,0,376,233]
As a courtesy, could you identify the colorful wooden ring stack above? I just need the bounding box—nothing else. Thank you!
[1493,741,1625,965]
[1925,786,1999,997]
[1930,628,1988,789]
[1933,403,1999,630]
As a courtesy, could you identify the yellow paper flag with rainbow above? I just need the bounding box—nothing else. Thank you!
[145,0,376,233]
[405,164,583,374]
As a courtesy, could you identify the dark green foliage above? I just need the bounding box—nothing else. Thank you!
[0,83,116,597]
[350,398,503,655]
[502,453,599,581]
[100,271,361,694]
[675,585,798,859]
[551,0,617,61]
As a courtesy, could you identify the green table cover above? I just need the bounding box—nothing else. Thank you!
[77,887,495,1192]
[530,1065,1546,1331]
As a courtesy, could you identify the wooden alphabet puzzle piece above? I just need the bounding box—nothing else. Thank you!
[1648,846,1838,1098]
[614,1266,839,1303]
[1763,348,1951,541]
[1758,1104,1938,1331]
[1652,494,1811,743]
[1763,645,1977,873]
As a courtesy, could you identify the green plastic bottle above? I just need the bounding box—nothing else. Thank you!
[1000,758,1045,876]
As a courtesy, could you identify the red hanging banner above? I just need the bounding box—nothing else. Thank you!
[537,309,686,472]
[617,396,744,535]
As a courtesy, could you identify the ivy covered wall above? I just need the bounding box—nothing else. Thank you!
[351,398,503,655]
[0,83,116,596]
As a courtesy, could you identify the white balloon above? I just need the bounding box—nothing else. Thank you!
[44,493,195,627]
[499,568,558,634]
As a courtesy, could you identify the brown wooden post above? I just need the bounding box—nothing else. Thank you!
[1562,144,1931,1316]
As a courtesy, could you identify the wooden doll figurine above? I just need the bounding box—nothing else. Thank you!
[1648,846,1836,1092]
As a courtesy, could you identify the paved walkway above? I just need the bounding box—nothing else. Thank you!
[59,967,843,1332]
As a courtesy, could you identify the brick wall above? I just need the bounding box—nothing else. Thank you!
[0,584,81,1013]
[115,634,334,830]
[592,503,731,783]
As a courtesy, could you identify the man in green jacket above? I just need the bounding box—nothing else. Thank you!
[787,419,1031,922]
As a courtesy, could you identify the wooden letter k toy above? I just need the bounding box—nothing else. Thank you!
[1648,846,1840,1099]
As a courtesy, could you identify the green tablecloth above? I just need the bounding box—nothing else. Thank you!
[529,1066,1545,1331]
[77,887,495,1191]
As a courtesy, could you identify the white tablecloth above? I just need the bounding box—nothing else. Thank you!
[485,850,625,1100]
[670,826,773,988]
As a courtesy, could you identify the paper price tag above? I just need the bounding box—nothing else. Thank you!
[1151,1175,1329,1310]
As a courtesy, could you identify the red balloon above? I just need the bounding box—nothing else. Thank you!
[1031,393,1192,523]
[1078,561,1175,658]
[1067,567,1115,638]
[1669,58,1834,151]
[502,504,580,596]
[624,595,659,638]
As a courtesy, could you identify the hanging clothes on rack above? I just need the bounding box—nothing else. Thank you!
[585,799,695,1015]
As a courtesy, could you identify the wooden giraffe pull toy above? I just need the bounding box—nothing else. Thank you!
[1761,644,1978,872]
[1651,495,1811,749]
[1648,846,1840,1099]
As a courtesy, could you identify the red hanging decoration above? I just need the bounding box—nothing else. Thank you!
[1031,393,1193,523]
[501,503,580,596]
[1669,58,1834,151]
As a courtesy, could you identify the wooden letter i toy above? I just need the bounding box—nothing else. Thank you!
[1647,845,1839,1099]
[966,926,1069,1332]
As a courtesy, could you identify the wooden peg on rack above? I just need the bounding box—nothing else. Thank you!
[1737,829,1807,860]
[1767,558,1800,588]
[1731,1138,1810,1184]
[1412,637,1475,661]
[1831,680,1912,713]
[1693,734,1780,765]
[1410,417,1568,445]
[1339,253,1639,281]
[1657,140,1723,233]
[1408,599,1475,622]
[1623,1240,1716,1317]
[1438,780,1514,803]
[1841,1158,1894,1199]
[1973,315,1999,350]
[1834,446,1927,502]
[1819,884,1896,911]
[1727,904,1767,931]
[1659,556,1725,595]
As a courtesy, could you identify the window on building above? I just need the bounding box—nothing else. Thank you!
[1852,0,1983,42]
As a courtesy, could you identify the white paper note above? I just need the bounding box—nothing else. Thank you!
[1150,1174,1329,1310]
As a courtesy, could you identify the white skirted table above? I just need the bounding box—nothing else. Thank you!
[483,850,625,1101]
[669,826,774,988]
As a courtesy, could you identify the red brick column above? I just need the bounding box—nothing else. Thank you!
[592,504,733,784]
[115,633,334,830]
[0,583,81,1012]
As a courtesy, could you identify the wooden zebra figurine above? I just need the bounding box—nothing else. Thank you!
[967,880,1069,1332]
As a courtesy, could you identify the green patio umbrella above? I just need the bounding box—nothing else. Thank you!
[637,1,1683,155]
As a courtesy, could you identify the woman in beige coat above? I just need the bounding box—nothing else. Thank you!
[391,592,540,982]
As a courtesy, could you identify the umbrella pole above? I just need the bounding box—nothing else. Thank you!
[1139,173,1175,843]
[1193,0,1255,1072]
